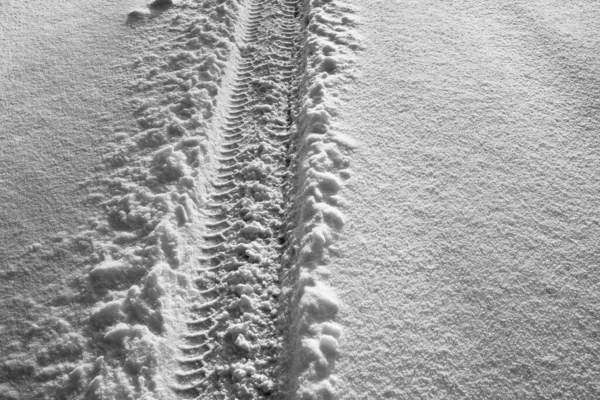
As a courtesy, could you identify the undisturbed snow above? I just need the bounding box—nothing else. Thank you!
[334,0,600,398]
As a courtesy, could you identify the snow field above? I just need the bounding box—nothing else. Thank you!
[3,0,599,399]
[329,1,600,398]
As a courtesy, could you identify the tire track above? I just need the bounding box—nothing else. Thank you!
[175,0,301,398]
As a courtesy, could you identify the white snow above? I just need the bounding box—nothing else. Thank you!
[1,0,599,399]
[331,0,600,398]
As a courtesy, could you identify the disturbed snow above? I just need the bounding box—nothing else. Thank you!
[1,0,358,399]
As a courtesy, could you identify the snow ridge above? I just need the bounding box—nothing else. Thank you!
[281,0,360,398]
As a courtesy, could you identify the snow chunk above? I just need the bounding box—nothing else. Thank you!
[321,322,342,339]
[300,284,339,319]
[298,379,336,400]
[234,334,254,352]
[89,259,129,282]
[174,204,188,225]
[240,222,272,240]
[312,171,341,194]
[150,0,173,10]
[321,56,337,73]
[91,300,124,327]
[319,335,338,356]
[104,323,133,344]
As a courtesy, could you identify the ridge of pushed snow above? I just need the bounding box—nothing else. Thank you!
[279,0,360,398]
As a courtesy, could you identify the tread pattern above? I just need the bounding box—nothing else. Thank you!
[175,0,302,398]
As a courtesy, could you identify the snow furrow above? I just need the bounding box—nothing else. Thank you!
[175,0,302,398]
[173,0,361,397]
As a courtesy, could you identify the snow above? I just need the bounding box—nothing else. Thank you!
[332,0,600,398]
[1,0,599,399]
[0,0,148,398]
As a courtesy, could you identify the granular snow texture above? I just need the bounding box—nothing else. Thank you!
[0,0,146,398]
[1,0,358,398]
[333,0,600,398]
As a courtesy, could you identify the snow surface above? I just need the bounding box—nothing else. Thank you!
[1,0,358,398]
[333,0,600,398]
[1,0,600,399]
[0,0,147,398]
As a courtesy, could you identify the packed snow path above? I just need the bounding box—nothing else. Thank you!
[334,0,600,398]
[175,0,301,397]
